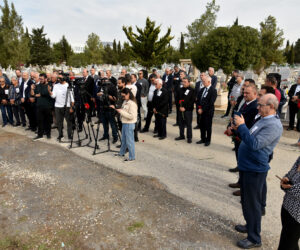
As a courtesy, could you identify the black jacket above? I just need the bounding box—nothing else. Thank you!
[162,74,174,91]
[153,87,169,116]
[178,86,195,111]
[196,86,217,115]
[20,79,34,100]
[288,84,299,106]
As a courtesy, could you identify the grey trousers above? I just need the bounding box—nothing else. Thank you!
[55,107,72,139]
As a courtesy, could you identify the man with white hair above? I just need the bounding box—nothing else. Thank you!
[196,74,217,146]
[208,67,217,89]
[233,93,282,249]
[152,78,168,140]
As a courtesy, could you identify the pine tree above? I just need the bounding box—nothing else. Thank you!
[0,0,30,68]
[84,33,104,65]
[123,17,173,69]
[259,15,285,68]
[284,40,290,62]
[29,26,52,66]
[117,41,122,63]
[52,35,73,65]
[233,17,239,26]
[179,33,185,56]
[185,0,220,48]
[294,39,300,64]
[289,44,295,65]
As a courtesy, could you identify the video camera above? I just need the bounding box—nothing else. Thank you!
[97,78,114,108]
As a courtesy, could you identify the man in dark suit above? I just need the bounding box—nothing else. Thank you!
[287,76,300,131]
[106,70,117,86]
[162,68,173,114]
[196,75,217,146]
[175,76,195,143]
[20,71,36,131]
[172,65,181,126]
[82,69,95,121]
[222,70,238,118]
[208,67,218,89]
[153,78,169,140]
[194,72,206,129]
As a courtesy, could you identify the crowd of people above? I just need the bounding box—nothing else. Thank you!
[0,65,300,248]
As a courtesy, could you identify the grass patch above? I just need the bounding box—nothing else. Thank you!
[127,222,144,232]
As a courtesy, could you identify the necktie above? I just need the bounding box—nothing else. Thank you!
[202,88,207,99]
[242,103,247,110]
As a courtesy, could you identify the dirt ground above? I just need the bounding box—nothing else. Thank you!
[0,111,299,249]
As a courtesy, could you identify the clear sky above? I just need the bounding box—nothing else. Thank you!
[11,0,300,49]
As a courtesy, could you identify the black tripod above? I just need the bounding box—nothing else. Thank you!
[68,86,89,148]
[93,108,122,155]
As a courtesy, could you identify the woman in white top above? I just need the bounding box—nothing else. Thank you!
[111,88,137,161]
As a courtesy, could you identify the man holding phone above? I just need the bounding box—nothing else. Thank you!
[233,93,282,249]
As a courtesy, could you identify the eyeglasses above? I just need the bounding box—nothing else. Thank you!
[257,103,270,107]
[0,81,5,83]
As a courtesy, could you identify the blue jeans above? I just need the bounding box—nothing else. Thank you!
[0,104,13,125]
[120,123,135,160]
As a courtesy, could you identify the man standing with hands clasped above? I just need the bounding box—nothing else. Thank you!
[196,75,217,146]
[232,93,282,249]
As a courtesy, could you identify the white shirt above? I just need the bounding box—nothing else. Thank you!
[148,84,156,101]
[23,79,29,98]
[295,85,300,95]
[51,83,74,108]
[126,84,137,97]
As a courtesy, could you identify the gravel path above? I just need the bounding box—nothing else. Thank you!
[1,111,299,249]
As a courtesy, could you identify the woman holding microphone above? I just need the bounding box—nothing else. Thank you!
[110,88,137,161]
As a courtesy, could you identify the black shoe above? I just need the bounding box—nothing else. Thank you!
[99,136,108,141]
[78,128,83,132]
[229,167,239,172]
[175,136,185,141]
[168,110,172,114]
[196,140,204,144]
[33,136,43,141]
[2,123,7,127]
[135,137,139,142]
[47,135,51,139]
[287,127,293,131]
[31,127,37,132]
[229,182,240,188]
[51,125,58,129]
[57,136,64,141]
[159,136,166,140]
[221,115,228,118]
[22,124,26,127]
[204,142,210,146]
[237,238,261,249]
[153,130,158,134]
[140,128,149,133]
[193,125,200,129]
[173,123,179,127]
[15,123,21,127]
[261,207,266,216]
[116,145,121,148]
[112,138,118,144]
[187,138,192,143]
[153,134,159,138]
[235,224,247,234]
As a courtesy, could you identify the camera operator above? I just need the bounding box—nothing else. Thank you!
[97,78,119,144]
[49,74,74,141]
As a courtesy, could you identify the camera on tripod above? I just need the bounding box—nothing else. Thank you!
[97,78,114,108]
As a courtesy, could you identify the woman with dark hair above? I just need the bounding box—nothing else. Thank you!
[110,88,137,161]
[278,157,300,250]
